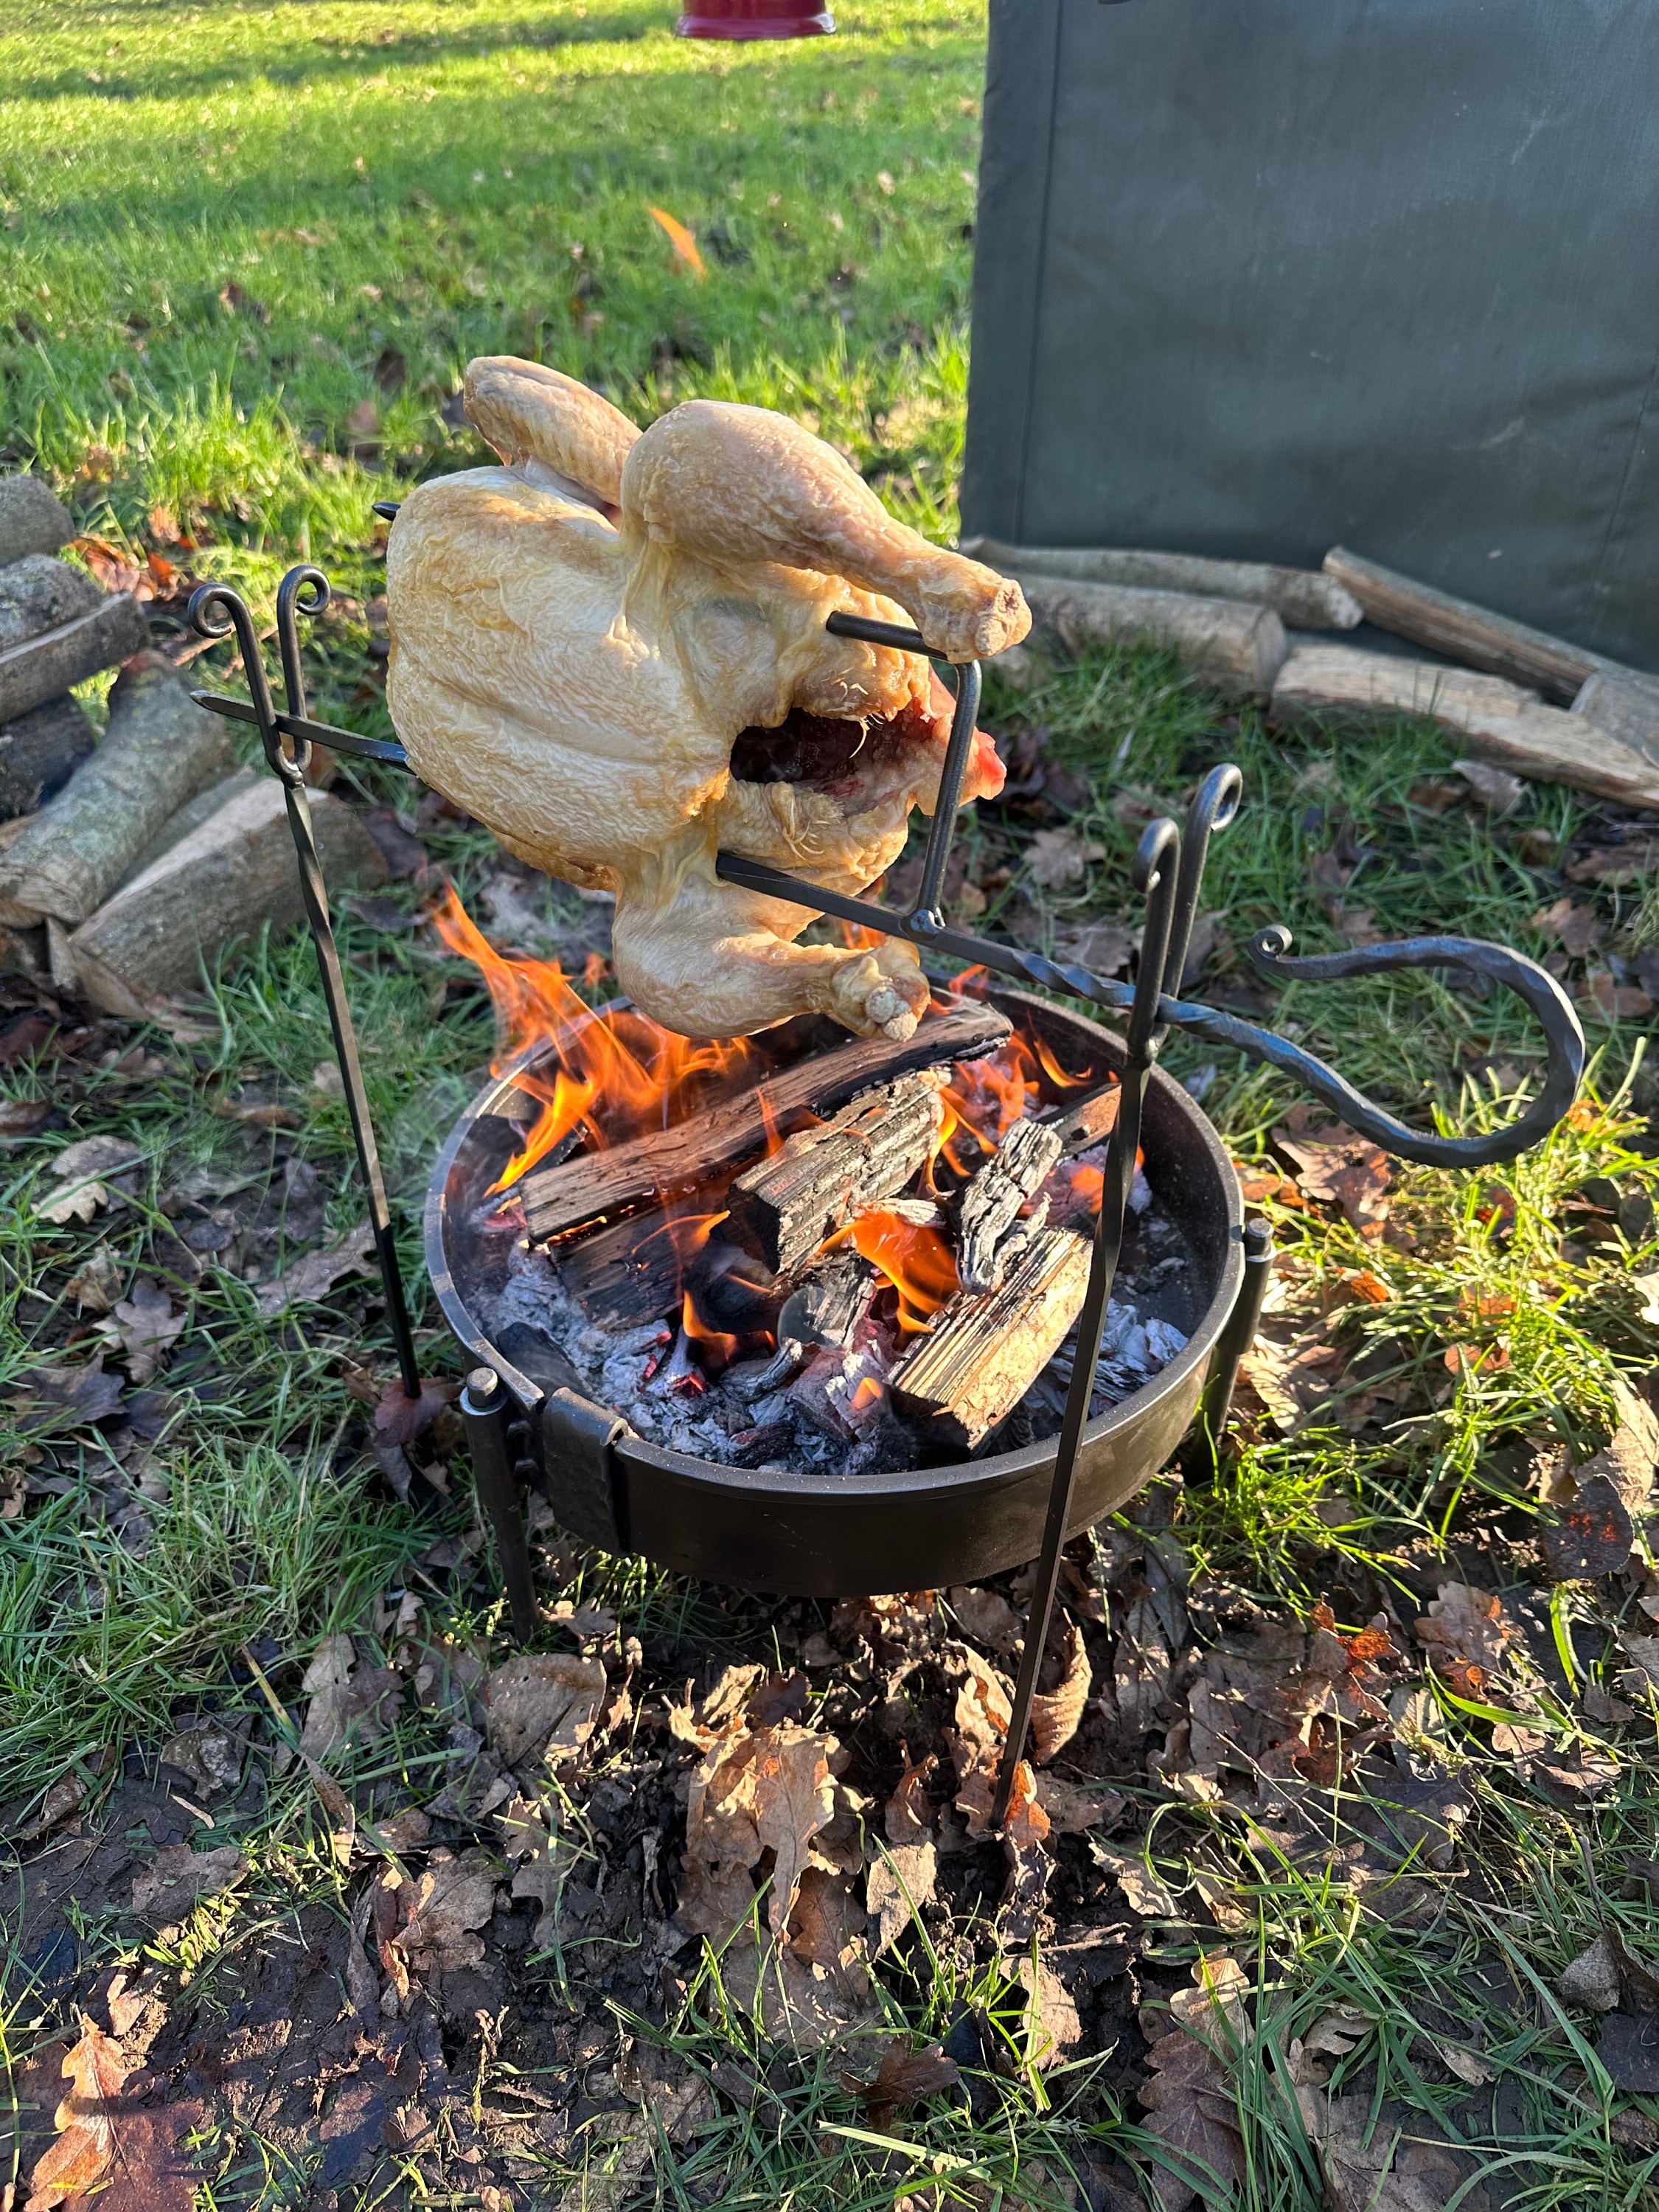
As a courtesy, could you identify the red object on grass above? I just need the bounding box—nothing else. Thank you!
[677,0,833,37]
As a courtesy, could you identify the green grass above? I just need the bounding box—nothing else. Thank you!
[4,4,1659,2208]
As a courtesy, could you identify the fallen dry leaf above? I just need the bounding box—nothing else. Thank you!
[158,1722,244,1798]
[947,1584,1022,1653]
[1531,897,1604,958]
[34,1135,146,1225]
[1543,1382,1659,1581]
[95,1276,184,1385]
[1093,1840,1179,1919]
[1597,2013,1659,2094]
[12,1360,125,1436]
[381,1847,498,1981]
[373,1373,460,1447]
[1565,841,1659,888]
[299,1632,403,1761]
[949,1642,1014,1756]
[484,1652,606,1767]
[131,1843,246,1921]
[1274,1106,1391,1236]
[64,1243,122,1314]
[1030,1619,1091,1761]
[1033,1773,1125,1833]
[647,203,707,278]
[24,2013,203,2212]
[1029,825,1106,890]
[254,1221,376,1317]
[864,1841,937,1957]
[841,2039,961,2128]
[498,1793,573,1944]
[0,1096,53,1140]
[1138,2025,1247,2212]
[1413,1583,1515,1698]
[787,1865,866,1972]
[678,1721,837,1940]
[1295,2087,1474,2212]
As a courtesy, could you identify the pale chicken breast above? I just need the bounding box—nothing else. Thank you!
[386,358,1027,1041]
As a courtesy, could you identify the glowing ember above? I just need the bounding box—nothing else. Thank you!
[829,1208,961,1333]
[431,885,759,1192]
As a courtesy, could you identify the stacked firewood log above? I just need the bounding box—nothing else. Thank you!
[0,475,384,1009]
[966,533,1659,813]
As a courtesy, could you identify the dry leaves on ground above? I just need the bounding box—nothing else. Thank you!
[1539,1380,1659,1581]
[842,2040,961,2128]
[1136,1958,1250,2212]
[158,1721,244,1798]
[496,1792,575,1945]
[373,1373,460,1447]
[948,1583,1023,1653]
[677,1716,835,1940]
[94,1276,184,1384]
[299,1632,403,1761]
[1296,2088,1484,2212]
[1273,1105,1391,1236]
[24,2013,201,2212]
[64,1242,123,1313]
[254,1221,376,1316]
[1531,897,1605,959]
[371,1847,499,2009]
[1028,826,1106,890]
[1412,1584,1517,1702]
[34,1134,147,1225]
[484,1651,607,1767]
[1030,1621,1091,1761]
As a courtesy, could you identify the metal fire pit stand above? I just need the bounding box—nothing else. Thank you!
[187,566,1586,1825]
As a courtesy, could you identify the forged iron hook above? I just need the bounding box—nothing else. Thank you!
[276,563,331,726]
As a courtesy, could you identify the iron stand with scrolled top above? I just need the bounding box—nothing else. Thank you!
[186,554,1585,1823]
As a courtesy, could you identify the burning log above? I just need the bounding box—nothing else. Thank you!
[888,1224,1093,1452]
[520,1001,1011,1245]
[726,1069,943,1273]
[956,1116,1065,1293]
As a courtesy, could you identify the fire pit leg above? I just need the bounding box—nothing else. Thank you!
[992,818,1181,1829]
[460,1367,540,1640]
[1191,1217,1276,1471]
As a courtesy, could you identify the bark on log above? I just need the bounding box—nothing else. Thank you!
[520,1001,1012,1245]
[1571,672,1659,765]
[112,770,259,894]
[0,555,150,726]
[888,1224,1092,1450]
[0,695,94,818]
[69,778,388,1015]
[964,535,1361,633]
[0,478,72,568]
[956,1115,1064,1293]
[1321,546,1632,703]
[0,653,234,925]
[1015,574,1287,699]
[1270,644,1659,810]
[726,1069,943,1273]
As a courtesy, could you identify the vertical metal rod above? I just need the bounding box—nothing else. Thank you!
[1194,1218,1275,1456]
[460,1367,539,1640]
[992,817,1182,1828]
[1158,765,1242,1025]
[911,658,983,928]
[189,579,422,1399]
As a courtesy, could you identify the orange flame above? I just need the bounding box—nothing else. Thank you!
[681,1288,740,1370]
[431,885,757,1192]
[829,1208,960,1333]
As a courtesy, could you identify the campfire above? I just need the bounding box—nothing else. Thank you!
[431,888,1193,1478]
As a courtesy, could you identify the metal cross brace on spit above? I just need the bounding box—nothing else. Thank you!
[187,565,1587,1829]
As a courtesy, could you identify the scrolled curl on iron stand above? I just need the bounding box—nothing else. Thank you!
[186,563,1585,1829]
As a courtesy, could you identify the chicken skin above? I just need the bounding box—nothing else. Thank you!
[386,358,1028,1040]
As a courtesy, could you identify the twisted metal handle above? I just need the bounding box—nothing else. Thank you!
[1162,924,1587,1168]
[187,580,305,781]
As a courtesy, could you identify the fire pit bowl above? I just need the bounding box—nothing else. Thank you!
[425,987,1245,1598]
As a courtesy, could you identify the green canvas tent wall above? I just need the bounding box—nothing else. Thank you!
[962,0,1659,667]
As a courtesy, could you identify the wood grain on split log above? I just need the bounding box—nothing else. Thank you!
[1270,644,1659,810]
[554,1203,690,1329]
[726,1068,943,1273]
[1571,672,1659,765]
[69,778,388,1015]
[888,1224,1092,1450]
[1321,547,1632,703]
[0,653,234,925]
[112,770,260,894]
[1014,573,1287,700]
[964,535,1361,633]
[956,1115,1064,1293]
[0,554,150,726]
[521,1001,1012,1245]
[0,694,94,818]
[0,477,72,568]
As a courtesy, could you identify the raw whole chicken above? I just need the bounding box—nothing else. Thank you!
[385,358,1029,1041]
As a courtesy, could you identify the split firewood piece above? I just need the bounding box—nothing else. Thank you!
[1321,546,1633,703]
[889,1225,1092,1451]
[1270,644,1659,813]
[1043,1081,1121,1154]
[556,1201,703,1329]
[0,653,234,927]
[963,535,1361,633]
[1008,573,1287,700]
[956,1116,1065,1293]
[69,778,387,1015]
[110,769,260,894]
[1572,672,1659,766]
[0,552,149,726]
[521,1001,1011,1245]
[0,474,72,566]
[727,1069,943,1273]
[0,694,94,819]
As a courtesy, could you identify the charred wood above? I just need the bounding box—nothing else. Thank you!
[888,1225,1093,1450]
[520,1001,1011,1245]
[726,1068,942,1273]
[956,1115,1065,1293]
